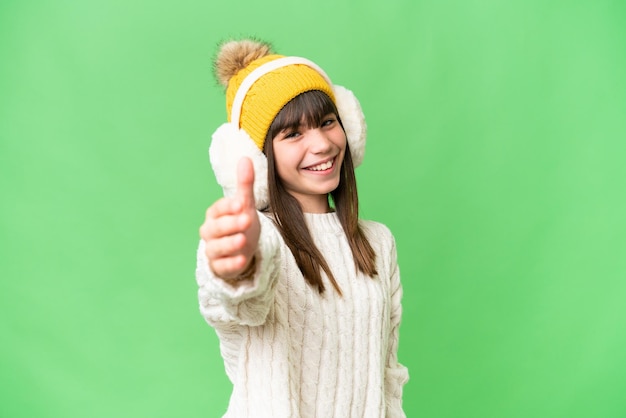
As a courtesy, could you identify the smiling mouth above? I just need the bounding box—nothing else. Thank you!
[304,158,335,171]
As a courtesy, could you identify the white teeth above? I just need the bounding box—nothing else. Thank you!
[308,159,334,171]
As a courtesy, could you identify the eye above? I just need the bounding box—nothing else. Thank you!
[282,130,301,140]
[321,116,337,127]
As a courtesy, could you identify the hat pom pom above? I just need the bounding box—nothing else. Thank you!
[214,39,273,87]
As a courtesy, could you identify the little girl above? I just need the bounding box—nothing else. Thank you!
[196,39,408,418]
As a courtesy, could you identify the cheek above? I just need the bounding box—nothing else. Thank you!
[334,132,348,157]
[334,129,347,148]
[272,144,298,178]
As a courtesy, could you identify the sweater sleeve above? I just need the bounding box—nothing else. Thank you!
[384,234,410,418]
[195,213,281,327]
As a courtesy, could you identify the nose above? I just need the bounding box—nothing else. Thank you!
[307,128,333,154]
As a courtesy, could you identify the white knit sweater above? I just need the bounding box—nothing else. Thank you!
[196,212,408,418]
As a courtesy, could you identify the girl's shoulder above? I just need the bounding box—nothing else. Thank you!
[359,219,396,247]
[359,219,399,275]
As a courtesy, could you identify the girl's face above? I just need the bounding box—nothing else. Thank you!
[272,113,346,213]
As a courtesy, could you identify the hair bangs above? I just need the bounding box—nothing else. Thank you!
[267,90,338,140]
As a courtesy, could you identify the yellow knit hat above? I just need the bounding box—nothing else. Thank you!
[225,54,336,150]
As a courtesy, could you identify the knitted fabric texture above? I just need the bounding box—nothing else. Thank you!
[225,54,336,150]
[196,212,409,417]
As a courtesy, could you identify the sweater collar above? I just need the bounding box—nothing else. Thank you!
[303,211,343,235]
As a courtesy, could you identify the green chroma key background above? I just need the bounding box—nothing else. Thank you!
[1,0,625,416]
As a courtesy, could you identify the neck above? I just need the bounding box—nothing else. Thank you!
[294,193,331,213]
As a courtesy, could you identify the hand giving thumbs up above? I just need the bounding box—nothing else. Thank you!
[200,157,261,279]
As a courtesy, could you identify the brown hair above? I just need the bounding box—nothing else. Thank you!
[263,90,377,294]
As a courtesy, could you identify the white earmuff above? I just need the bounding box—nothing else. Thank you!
[209,123,270,210]
[333,85,367,168]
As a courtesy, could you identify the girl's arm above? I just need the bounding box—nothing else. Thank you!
[384,235,410,417]
[196,213,281,327]
[196,157,281,327]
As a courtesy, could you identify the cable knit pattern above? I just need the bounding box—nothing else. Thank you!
[196,212,409,418]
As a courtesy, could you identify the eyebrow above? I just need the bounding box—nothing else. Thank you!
[277,112,336,135]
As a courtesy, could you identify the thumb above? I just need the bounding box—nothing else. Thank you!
[236,157,256,209]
